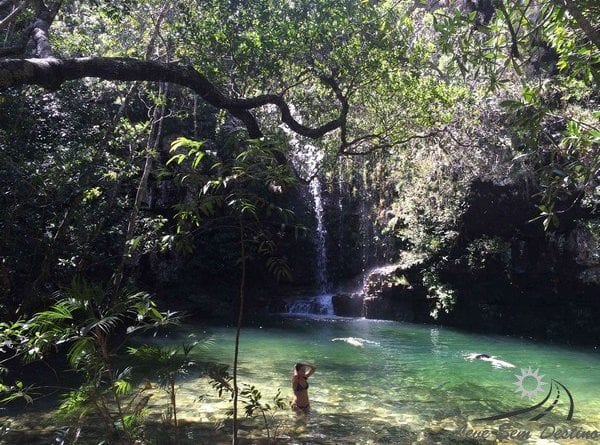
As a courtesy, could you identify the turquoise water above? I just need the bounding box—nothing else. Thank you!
[145,317,600,444]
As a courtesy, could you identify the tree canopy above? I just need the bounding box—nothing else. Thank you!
[0,1,599,443]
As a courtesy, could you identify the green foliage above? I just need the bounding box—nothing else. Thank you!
[239,384,287,442]
[168,137,205,168]
[0,84,129,308]
[0,380,34,405]
[1,1,599,440]
[165,132,299,283]
[436,1,598,229]
[56,387,94,421]
[0,279,178,442]
[500,87,598,230]
[207,363,286,443]
[422,270,456,319]
[127,337,212,427]
[464,237,510,271]
[208,364,233,399]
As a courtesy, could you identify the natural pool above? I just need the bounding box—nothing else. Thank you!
[142,316,600,444]
[2,316,599,444]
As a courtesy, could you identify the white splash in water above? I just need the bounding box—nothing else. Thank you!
[287,293,334,316]
[331,337,380,347]
[464,353,516,369]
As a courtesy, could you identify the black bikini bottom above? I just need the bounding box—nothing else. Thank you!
[292,403,310,413]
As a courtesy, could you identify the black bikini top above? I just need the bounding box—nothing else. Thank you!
[294,377,308,392]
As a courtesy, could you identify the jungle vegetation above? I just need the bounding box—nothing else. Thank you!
[0,0,598,443]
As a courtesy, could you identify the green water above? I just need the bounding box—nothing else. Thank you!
[145,317,600,444]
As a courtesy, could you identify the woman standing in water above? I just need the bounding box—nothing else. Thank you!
[292,362,316,413]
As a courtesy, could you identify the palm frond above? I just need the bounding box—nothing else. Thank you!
[67,337,95,369]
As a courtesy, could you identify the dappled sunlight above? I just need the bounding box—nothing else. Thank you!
[138,318,600,443]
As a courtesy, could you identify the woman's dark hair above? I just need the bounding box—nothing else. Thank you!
[295,363,304,372]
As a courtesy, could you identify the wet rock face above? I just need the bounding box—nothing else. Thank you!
[433,182,600,344]
[568,225,599,267]
[362,263,430,322]
[332,292,364,317]
[461,180,538,239]
[353,180,599,345]
[568,224,600,284]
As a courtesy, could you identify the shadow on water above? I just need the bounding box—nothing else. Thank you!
[1,410,486,445]
[141,411,484,445]
[3,317,599,444]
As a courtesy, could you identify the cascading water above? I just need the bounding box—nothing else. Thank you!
[336,160,344,265]
[284,176,334,316]
[310,177,330,294]
[280,106,334,315]
[286,294,334,316]
[284,177,335,316]
[359,158,371,284]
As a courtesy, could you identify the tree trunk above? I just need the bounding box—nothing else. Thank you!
[232,217,246,445]
[112,82,169,296]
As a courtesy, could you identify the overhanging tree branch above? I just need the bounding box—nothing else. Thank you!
[0,0,348,146]
[339,127,446,156]
[0,56,346,139]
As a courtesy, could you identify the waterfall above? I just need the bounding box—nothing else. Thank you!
[286,294,334,316]
[310,177,330,294]
[360,160,370,279]
[284,176,333,316]
[337,160,344,217]
[275,105,336,316]
[336,160,344,268]
[280,104,331,295]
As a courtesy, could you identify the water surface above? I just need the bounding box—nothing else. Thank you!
[146,317,600,444]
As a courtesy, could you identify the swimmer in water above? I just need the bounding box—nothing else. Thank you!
[464,353,515,369]
[331,337,380,347]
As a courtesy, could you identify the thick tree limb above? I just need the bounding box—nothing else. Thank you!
[30,0,56,58]
[30,17,52,57]
[320,74,349,145]
[0,56,345,139]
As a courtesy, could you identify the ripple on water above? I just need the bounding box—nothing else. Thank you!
[189,317,600,443]
[4,318,600,443]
